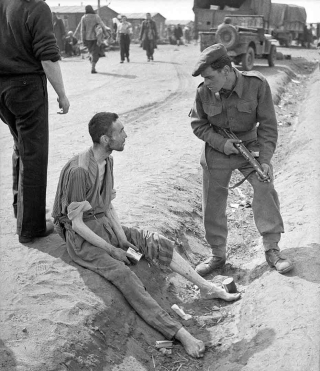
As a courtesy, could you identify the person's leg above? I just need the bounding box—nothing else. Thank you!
[89,41,100,73]
[125,34,130,61]
[120,35,125,62]
[0,75,49,238]
[196,145,233,275]
[240,164,293,273]
[122,226,239,301]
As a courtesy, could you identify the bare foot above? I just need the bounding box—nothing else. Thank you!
[200,285,241,301]
[175,327,205,358]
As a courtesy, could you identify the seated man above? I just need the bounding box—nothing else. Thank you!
[52,112,240,358]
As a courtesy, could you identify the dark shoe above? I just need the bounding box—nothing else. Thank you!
[91,69,97,74]
[19,220,55,244]
[126,57,130,62]
[265,249,293,274]
[120,60,124,63]
[195,256,226,277]
[150,56,154,61]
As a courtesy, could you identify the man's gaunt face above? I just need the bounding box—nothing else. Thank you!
[108,120,127,151]
[201,65,227,93]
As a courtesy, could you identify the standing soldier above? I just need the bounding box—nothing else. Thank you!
[190,44,293,276]
[0,0,70,243]
[117,15,133,63]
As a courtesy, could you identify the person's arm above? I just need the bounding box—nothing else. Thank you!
[256,79,278,165]
[106,203,139,251]
[71,210,131,264]
[41,60,70,113]
[80,17,86,44]
[139,22,144,40]
[190,89,227,152]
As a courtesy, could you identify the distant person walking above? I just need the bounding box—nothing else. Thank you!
[139,13,158,62]
[0,0,70,243]
[52,12,66,54]
[174,24,183,46]
[117,15,132,63]
[81,5,110,73]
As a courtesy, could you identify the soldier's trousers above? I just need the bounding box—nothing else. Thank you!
[201,143,284,258]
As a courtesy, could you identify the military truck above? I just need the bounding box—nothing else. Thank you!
[193,0,277,71]
[200,14,277,71]
[269,3,307,47]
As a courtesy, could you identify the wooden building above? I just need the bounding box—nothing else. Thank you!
[50,5,118,36]
[122,13,166,41]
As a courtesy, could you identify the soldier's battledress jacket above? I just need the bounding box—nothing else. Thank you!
[190,68,278,165]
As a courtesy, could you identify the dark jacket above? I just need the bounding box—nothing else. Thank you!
[0,0,60,76]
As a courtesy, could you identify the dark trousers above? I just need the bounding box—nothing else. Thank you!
[85,40,100,63]
[119,34,130,61]
[0,74,48,237]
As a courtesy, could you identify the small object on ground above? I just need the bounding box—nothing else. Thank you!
[155,340,173,349]
[291,79,300,84]
[171,304,192,320]
[159,348,172,355]
[230,203,240,209]
[126,247,143,263]
[222,277,237,293]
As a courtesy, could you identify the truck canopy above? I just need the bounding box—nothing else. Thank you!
[269,3,306,27]
[193,0,271,20]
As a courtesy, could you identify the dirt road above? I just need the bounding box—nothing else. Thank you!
[0,44,319,371]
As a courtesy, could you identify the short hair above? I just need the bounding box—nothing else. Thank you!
[211,55,232,70]
[224,17,232,24]
[88,112,119,143]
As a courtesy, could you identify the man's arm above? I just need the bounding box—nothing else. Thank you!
[190,89,227,153]
[256,79,278,165]
[71,211,131,265]
[106,203,139,251]
[41,60,70,114]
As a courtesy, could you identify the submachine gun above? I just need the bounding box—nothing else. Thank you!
[218,128,270,182]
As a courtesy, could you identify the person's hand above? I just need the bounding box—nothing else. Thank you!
[110,248,131,265]
[118,237,139,252]
[57,95,70,114]
[257,163,273,182]
[223,139,241,155]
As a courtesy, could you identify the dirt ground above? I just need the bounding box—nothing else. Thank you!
[0,44,320,371]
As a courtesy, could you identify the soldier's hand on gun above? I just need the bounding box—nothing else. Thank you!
[57,95,70,114]
[257,163,273,182]
[223,139,241,155]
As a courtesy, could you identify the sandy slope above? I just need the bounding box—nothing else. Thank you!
[0,45,319,371]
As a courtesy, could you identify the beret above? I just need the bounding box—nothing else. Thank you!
[192,43,227,77]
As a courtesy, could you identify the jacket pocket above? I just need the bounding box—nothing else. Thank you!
[237,100,257,114]
[203,103,222,117]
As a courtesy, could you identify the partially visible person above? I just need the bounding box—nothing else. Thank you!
[65,31,79,57]
[184,26,191,44]
[174,24,183,46]
[81,5,111,73]
[112,14,122,42]
[52,112,240,359]
[139,13,158,62]
[52,12,66,54]
[0,0,70,243]
[117,15,132,63]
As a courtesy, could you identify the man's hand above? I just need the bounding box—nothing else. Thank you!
[223,139,241,155]
[110,248,131,265]
[118,237,139,252]
[57,95,70,114]
[257,163,273,182]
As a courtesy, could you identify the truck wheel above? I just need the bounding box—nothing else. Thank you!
[215,24,238,50]
[241,47,255,71]
[268,45,277,67]
[285,34,293,47]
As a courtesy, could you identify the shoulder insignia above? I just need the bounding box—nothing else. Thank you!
[241,71,265,81]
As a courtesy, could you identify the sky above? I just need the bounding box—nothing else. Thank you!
[46,0,320,23]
